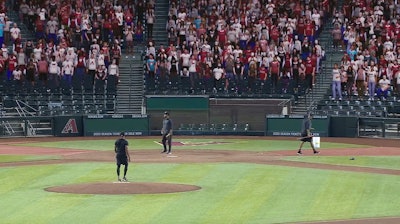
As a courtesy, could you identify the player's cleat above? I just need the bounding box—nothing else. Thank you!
[167,152,172,154]
[118,178,122,182]
[161,151,167,153]
[314,151,320,154]
[122,177,128,182]
[297,151,302,155]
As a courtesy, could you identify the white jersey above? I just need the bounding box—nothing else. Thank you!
[48,61,60,74]
[97,54,105,66]
[180,53,191,67]
[213,67,224,80]
[108,64,118,75]
[116,12,124,26]
[87,57,97,70]
[10,27,20,40]
[62,60,74,75]
[13,70,22,80]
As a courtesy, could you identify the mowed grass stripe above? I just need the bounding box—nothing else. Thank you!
[0,165,62,194]
[100,164,221,224]
[310,172,375,221]
[354,175,400,218]
[310,171,400,221]
[285,156,400,170]
[143,163,257,224]
[0,164,90,224]
[200,164,287,224]
[0,163,116,224]
[4,194,90,224]
[99,195,178,224]
[247,166,326,224]
[1,161,400,223]
[80,164,226,224]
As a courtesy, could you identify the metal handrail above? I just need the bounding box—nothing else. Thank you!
[1,120,14,135]
[15,100,38,116]
[15,100,36,136]
[307,100,318,114]
[278,98,293,106]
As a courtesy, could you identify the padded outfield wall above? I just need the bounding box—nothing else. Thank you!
[2,94,400,138]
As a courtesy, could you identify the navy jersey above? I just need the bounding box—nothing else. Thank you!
[115,138,128,157]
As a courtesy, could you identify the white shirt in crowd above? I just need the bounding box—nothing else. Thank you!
[213,67,224,80]
[62,60,74,75]
[189,59,197,72]
[10,26,20,40]
[180,52,191,67]
[332,68,341,81]
[108,63,119,75]
[48,61,60,74]
[87,57,97,70]
[13,69,22,80]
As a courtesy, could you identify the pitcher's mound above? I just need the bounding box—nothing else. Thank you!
[45,182,201,195]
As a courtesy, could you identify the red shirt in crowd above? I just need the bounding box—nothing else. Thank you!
[258,65,267,80]
[270,60,280,75]
[8,55,17,71]
[392,64,400,75]
[218,29,227,45]
[284,54,292,71]
[304,21,314,36]
[297,19,305,36]
[305,59,314,74]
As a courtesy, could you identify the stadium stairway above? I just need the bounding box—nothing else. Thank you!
[115,0,170,114]
[0,8,36,113]
[115,53,145,114]
[291,1,345,115]
[151,0,169,46]
[6,10,33,44]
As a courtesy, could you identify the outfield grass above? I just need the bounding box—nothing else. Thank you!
[1,138,399,224]
[17,138,366,152]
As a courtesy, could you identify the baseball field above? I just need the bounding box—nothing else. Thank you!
[0,136,399,224]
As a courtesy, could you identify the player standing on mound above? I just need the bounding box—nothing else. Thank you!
[297,113,319,155]
[161,111,173,154]
[115,132,131,182]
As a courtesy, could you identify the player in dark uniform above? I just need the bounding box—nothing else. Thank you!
[115,132,131,181]
[161,111,173,154]
[297,113,319,155]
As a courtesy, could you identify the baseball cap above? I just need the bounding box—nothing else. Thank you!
[120,132,126,136]
[164,111,169,115]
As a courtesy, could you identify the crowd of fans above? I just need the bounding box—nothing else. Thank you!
[332,0,400,101]
[1,0,153,94]
[6,0,399,102]
[145,0,335,95]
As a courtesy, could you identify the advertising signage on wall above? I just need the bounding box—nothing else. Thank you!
[265,115,330,137]
[83,115,149,136]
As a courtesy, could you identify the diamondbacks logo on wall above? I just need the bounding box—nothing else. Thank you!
[62,119,79,134]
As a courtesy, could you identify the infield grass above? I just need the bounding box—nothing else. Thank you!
[1,137,400,224]
[285,156,400,170]
[0,162,399,224]
[0,155,59,163]
[17,138,365,152]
